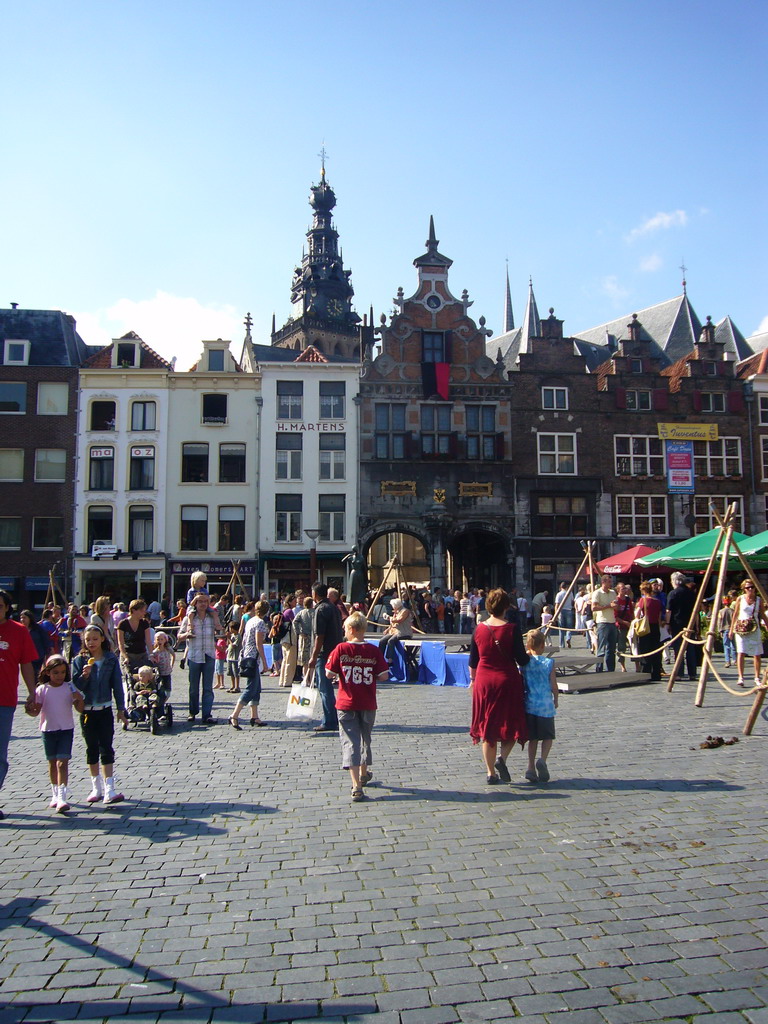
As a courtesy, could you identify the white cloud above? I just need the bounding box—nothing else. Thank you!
[626,209,688,243]
[73,291,245,368]
[601,275,630,304]
[755,315,768,335]
[639,252,663,273]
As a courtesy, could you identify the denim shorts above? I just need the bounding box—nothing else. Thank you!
[215,658,227,674]
[240,673,262,706]
[42,728,74,761]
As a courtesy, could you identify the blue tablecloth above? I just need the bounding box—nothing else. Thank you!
[418,641,446,685]
[445,652,470,687]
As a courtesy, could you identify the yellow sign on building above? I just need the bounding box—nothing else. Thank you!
[657,423,719,441]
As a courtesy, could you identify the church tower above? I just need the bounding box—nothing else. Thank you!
[272,161,361,358]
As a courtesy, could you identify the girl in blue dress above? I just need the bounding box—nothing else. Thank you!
[521,630,559,783]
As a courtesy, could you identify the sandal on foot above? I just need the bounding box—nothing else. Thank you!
[360,769,373,786]
[228,717,241,730]
[351,788,366,802]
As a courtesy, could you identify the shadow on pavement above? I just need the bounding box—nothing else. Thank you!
[1,797,277,842]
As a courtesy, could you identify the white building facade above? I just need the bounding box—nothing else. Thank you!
[74,333,172,604]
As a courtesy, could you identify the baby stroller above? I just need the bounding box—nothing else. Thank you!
[125,664,174,734]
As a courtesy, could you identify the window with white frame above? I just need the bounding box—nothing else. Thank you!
[208,349,225,372]
[693,496,743,534]
[277,381,303,419]
[89,447,114,490]
[129,447,155,490]
[466,405,496,459]
[32,517,64,549]
[541,386,568,411]
[629,358,643,374]
[537,433,576,475]
[319,494,345,542]
[759,395,768,426]
[693,437,741,477]
[181,442,208,482]
[34,449,66,482]
[219,443,246,483]
[275,494,302,542]
[90,400,115,430]
[0,449,23,481]
[131,400,156,431]
[276,434,302,480]
[87,506,113,550]
[319,434,345,479]
[180,506,208,551]
[700,392,725,413]
[129,506,154,552]
[762,437,768,481]
[218,506,245,551]
[37,382,68,415]
[3,339,30,365]
[319,381,345,419]
[202,393,227,424]
[615,435,664,476]
[0,382,27,413]
[616,495,668,536]
[0,518,21,549]
[626,390,651,411]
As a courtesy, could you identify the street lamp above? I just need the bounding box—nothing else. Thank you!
[305,528,321,584]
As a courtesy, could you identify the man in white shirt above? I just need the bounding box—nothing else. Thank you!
[591,575,618,672]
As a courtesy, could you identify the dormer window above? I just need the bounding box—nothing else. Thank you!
[115,342,139,368]
[3,339,30,365]
[208,349,225,372]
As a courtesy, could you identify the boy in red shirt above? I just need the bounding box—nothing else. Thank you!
[325,611,389,802]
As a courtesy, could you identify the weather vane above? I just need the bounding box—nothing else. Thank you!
[319,144,328,180]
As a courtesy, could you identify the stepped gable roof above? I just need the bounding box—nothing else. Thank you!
[593,357,615,391]
[82,332,172,370]
[0,307,91,366]
[736,348,768,378]
[660,350,697,393]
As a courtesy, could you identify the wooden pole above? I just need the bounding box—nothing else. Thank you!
[667,520,728,692]
[744,684,767,736]
[544,545,591,636]
[695,507,736,706]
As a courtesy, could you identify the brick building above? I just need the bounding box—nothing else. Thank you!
[0,306,91,608]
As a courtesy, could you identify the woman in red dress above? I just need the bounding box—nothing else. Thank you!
[469,588,529,784]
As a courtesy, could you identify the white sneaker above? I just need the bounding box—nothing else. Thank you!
[103,780,124,804]
[56,786,70,813]
[49,785,59,808]
[86,777,104,804]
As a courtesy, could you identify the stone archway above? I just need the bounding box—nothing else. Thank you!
[447,526,511,592]
[359,522,432,591]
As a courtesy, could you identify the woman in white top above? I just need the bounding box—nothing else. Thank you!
[459,593,475,634]
[728,579,768,687]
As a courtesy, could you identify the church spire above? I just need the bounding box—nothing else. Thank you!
[519,277,541,353]
[504,264,515,332]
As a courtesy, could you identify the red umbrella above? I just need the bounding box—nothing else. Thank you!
[596,545,659,575]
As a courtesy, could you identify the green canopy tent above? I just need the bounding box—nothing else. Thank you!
[634,527,766,571]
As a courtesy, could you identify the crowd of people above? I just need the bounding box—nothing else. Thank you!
[0,568,765,814]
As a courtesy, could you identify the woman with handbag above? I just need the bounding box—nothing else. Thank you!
[634,581,663,681]
[229,600,269,728]
[729,579,768,688]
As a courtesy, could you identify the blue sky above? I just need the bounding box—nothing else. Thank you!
[2,0,765,367]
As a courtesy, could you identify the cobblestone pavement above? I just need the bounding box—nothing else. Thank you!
[0,663,766,1024]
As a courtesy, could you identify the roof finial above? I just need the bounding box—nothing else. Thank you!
[319,143,327,181]
[427,215,438,251]
[680,258,687,294]
[244,312,253,341]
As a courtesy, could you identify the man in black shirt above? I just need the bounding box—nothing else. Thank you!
[307,581,344,733]
[666,572,699,681]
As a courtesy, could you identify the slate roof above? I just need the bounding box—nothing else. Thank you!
[736,348,768,378]
[0,307,91,366]
[746,330,768,354]
[573,295,704,365]
[82,333,172,370]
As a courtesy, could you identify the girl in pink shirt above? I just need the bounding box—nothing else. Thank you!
[29,655,84,812]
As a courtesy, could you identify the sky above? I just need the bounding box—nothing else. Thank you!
[1,0,766,369]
